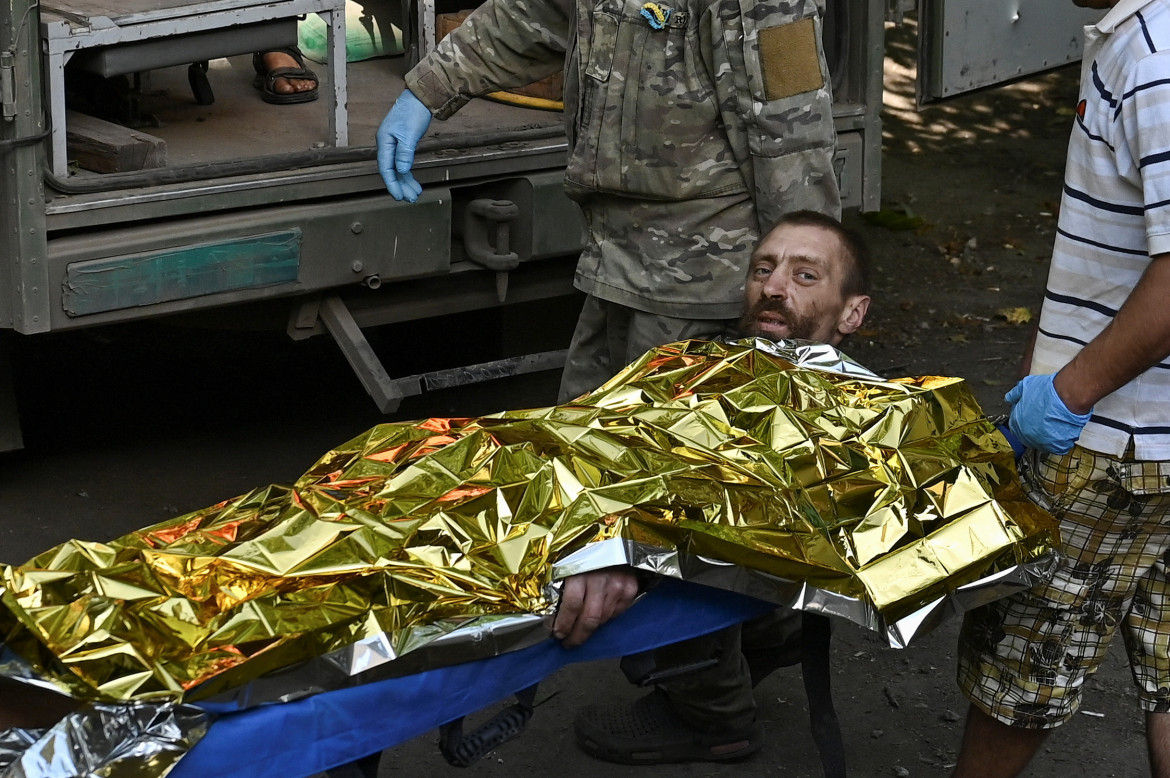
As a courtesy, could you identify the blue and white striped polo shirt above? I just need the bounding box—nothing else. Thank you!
[1031,0,1170,460]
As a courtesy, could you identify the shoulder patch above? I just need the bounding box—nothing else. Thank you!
[759,17,824,101]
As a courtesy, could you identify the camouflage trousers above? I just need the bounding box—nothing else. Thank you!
[620,608,805,731]
[557,295,738,404]
[958,446,1170,728]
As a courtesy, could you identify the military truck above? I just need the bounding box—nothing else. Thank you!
[0,0,1100,451]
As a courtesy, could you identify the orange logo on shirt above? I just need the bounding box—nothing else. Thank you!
[1077,99,1087,120]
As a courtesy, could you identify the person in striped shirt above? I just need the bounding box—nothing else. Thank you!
[953,1,1170,776]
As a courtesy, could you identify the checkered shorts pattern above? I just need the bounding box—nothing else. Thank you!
[957,446,1170,728]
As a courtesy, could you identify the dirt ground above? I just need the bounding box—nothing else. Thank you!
[0,20,1151,778]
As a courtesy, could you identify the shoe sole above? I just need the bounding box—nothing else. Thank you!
[575,729,762,765]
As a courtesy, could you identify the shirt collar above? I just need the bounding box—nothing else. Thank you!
[1096,0,1160,33]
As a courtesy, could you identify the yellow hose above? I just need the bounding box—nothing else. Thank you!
[484,91,565,112]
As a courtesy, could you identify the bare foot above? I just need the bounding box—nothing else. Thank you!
[261,51,315,95]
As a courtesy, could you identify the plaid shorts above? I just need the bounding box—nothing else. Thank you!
[957,446,1170,728]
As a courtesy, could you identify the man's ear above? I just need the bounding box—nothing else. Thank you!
[836,295,871,337]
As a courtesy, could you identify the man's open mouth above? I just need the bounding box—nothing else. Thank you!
[754,312,788,333]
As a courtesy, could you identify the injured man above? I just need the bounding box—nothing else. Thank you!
[558,210,871,764]
[0,212,1056,778]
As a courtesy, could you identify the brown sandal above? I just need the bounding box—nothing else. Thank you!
[252,47,319,105]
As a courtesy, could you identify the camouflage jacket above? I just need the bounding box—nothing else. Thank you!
[407,0,840,319]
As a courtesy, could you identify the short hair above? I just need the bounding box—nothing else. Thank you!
[769,210,872,298]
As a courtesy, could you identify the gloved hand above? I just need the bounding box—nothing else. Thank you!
[1004,373,1092,454]
[376,89,432,202]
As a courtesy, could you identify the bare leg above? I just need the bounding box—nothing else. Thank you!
[1148,711,1170,778]
[952,704,1048,778]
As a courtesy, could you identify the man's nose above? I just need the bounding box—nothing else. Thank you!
[762,276,789,299]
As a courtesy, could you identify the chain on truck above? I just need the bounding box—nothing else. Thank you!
[0,0,1103,452]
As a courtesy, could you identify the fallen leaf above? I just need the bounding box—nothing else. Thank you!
[997,307,1033,325]
[948,334,969,343]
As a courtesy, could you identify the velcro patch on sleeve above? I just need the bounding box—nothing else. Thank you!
[759,17,824,101]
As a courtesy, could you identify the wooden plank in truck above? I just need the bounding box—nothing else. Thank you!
[66,110,167,173]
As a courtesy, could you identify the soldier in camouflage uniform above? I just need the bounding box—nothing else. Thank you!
[379,0,840,401]
[376,0,841,764]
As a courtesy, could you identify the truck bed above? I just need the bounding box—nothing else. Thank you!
[32,41,585,346]
[65,53,566,174]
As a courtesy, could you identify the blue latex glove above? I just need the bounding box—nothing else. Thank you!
[1004,374,1092,454]
[376,89,432,202]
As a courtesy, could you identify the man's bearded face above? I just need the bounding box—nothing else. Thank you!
[737,223,862,346]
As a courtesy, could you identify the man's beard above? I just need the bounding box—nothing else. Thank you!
[737,298,820,341]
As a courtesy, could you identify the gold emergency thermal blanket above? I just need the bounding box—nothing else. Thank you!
[0,339,1056,773]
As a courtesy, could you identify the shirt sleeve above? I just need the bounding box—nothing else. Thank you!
[701,0,841,231]
[405,0,572,120]
[1126,50,1170,256]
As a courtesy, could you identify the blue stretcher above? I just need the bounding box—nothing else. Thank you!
[173,579,776,778]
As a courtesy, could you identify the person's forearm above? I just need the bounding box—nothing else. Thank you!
[407,0,569,110]
[1018,324,1038,380]
[1053,253,1170,413]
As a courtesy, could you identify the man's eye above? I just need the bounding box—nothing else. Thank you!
[797,271,817,282]
[752,267,771,277]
